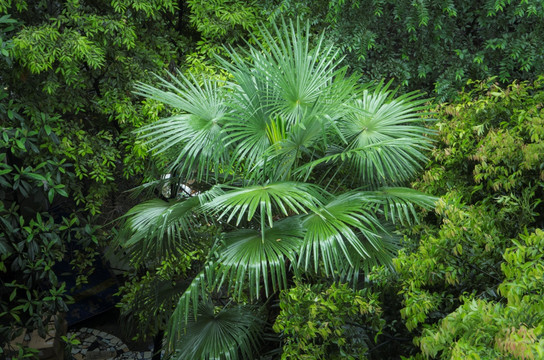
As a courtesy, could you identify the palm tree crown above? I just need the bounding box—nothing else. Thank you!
[118,19,435,360]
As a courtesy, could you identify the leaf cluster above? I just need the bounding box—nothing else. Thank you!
[264,0,544,100]
[273,282,384,360]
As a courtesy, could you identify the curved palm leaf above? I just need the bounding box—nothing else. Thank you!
[217,217,304,300]
[202,182,324,230]
[221,77,274,174]
[134,73,229,180]
[337,230,402,283]
[299,192,385,276]
[220,20,353,128]
[358,187,438,226]
[294,138,428,187]
[335,84,432,185]
[172,302,263,360]
[218,20,357,182]
[116,196,201,261]
[341,82,431,147]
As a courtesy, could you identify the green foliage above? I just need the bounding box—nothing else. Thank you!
[116,248,207,341]
[364,78,544,358]
[273,282,384,359]
[171,302,264,360]
[0,102,79,351]
[395,198,504,332]
[417,229,544,360]
[184,0,265,76]
[0,0,193,352]
[120,19,433,358]
[188,0,262,41]
[415,77,544,232]
[264,0,544,99]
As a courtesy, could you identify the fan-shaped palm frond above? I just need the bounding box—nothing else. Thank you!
[341,82,430,147]
[202,182,324,230]
[167,258,218,348]
[217,20,357,182]
[334,83,432,185]
[217,217,304,300]
[299,192,385,276]
[294,138,428,187]
[220,20,352,128]
[117,196,201,261]
[134,73,229,180]
[337,230,401,283]
[171,302,264,360]
[221,76,274,174]
[358,187,438,226]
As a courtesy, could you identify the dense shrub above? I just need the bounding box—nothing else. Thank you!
[321,78,544,359]
[274,282,384,360]
[265,1,544,99]
[417,229,544,359]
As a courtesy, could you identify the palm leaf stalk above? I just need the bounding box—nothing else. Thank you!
[118,18,436,360]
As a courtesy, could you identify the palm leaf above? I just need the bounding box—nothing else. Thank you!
[116,196,201,261]
[336,83,432,185]
[172,302,263,360]
[134,73,229,180]
[217,217,304,300]
[294,139,429,186]
[340,82,431,147]
[217,19,357,181]
[358,187,438,225]
[202,182,324,230]
[299,192,385,276]
[337,230,401,283]
[167,259,217,349]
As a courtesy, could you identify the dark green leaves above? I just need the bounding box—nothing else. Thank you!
[172,302,263,360]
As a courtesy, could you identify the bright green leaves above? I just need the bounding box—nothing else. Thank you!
[499,229,544,307]
[117,196,201,261]
[204,182,323,228]
[12,25,105,79]
[417,229,544,360]
[135,74,229,179]
[243,20,346,127]
[274,282,384,360]
[300,192,386,276]
[219,217,303,299]
[188,0,263,40]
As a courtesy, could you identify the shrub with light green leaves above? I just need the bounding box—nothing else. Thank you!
[417,229,544,360]
[274,282,384,360]
[363,78,544,359]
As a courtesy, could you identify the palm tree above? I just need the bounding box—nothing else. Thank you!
[117,19,435,359]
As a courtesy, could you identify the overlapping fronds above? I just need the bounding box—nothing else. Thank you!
[122,18,436,360]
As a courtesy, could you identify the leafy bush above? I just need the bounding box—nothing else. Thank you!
[274,282,384,360]
[377,78,544,358]
[265,0,544,99]
[417,229,544,360]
